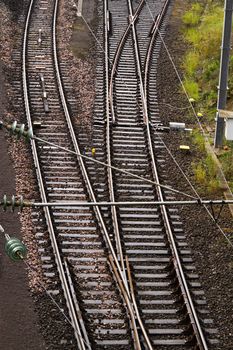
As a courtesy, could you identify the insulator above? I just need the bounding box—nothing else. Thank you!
[17,124,25,139]
[11,195,15,212]
[10,120,17,134]
[5,237,27,261]
[5,121,33,141]
[1,195,29,211]
[2,194,8,211]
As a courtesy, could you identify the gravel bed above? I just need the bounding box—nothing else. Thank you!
[0,0,76,348]
[57,0,97,147]
[0,2,45,349]
[156,1,233,348]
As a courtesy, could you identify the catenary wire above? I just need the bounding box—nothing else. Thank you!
[33,134,197,199]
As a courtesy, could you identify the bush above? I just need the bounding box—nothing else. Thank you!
[221,151,233,179]
[184,28,201,45]
[182,3,224,123]
[193,162,206,183]
[184,78,199,100]
[206,154,218,176]
[207,178,220,192]
[182,3,203,26]
[192,130,205,151]
[183,51,200,77]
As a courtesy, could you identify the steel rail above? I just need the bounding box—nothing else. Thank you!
[104,0,125,271]
[107,1,154,349]
[144,0,169,104]
[22,1,87,348]
[143,2,209,349]
[109,0,145,123]
[52,3,145,343]
[24,0,143,346]
[104,2,146,347]
[108,256,142,350]
[127,0,147,123]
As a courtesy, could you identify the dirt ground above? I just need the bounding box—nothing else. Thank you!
[0,4,45,349]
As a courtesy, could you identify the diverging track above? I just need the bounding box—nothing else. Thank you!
[90,0,219,349]
[17,0,219,348]
[22,0,136,348]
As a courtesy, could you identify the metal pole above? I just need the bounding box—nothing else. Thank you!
[214,0,233,148]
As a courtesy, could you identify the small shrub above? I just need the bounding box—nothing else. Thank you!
[183,51,200,77]
[184,78,199,100]
[207,178,220,192]
[192,130,205,152]
[182,3,203,26]
[221,152,233,179]
[184,28,201,45]
[193,162,206,183]
[204,60,219,80]
[205,154,218,177]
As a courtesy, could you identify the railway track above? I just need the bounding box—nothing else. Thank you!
[90,0,219,348]
[11,0,219,348]
[22,0,135,348]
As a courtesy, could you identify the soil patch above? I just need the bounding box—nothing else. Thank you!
[70,0,96,59]
[0,4,45,349]
[0,129,45,350]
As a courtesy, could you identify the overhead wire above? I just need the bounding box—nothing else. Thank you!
[34,134,197,199]
[76,8,198,200]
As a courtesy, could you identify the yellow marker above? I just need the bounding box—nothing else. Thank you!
[179,145,190,152]
[197,112,203,117]
[91,148,96,157]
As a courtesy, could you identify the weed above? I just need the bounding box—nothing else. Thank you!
[184,78,199,100]
[182,51,200,77]
[193,161,206,183]
[192,130,205,152]
[182,3,203,26]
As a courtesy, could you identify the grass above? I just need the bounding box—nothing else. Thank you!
[182,2,224,121]
[218,148,233,191]
[191,130,205,152]
[180,1,233,194]
[182,3,203,26]
[191,130,221,193]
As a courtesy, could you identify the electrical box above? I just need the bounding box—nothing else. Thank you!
[218,109,233,141]
[225,118,233,140]
[169,122,185,130]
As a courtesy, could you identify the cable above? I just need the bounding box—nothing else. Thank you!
[154,132,233,248]
[34,134,197,199]
[144,0,212,139]
[72,9,199,201]
[158,102,191,111]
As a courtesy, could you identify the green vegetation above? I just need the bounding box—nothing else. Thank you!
[182,2,233,192]
[182,2,224,108]
[218,149,233,191]
[191,130,220,193]
[191,129,205,152]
